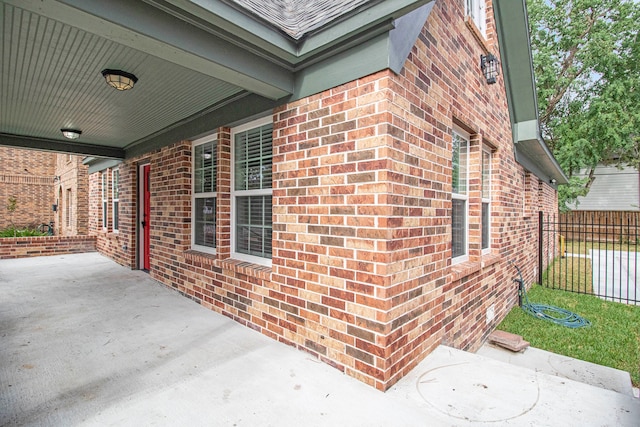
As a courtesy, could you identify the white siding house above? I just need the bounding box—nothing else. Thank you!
[570,165,640,211]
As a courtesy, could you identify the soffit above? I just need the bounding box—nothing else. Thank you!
[0,4,242,148]
[0,2,245,150]
[0,0,431,159]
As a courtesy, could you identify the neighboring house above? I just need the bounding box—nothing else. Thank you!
[569,164,640,211]
[0,0,567,390]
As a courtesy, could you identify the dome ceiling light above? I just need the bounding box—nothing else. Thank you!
[61,128,82,139]
[101,69,138,91]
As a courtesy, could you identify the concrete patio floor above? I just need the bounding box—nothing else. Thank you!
[1,253,638,426]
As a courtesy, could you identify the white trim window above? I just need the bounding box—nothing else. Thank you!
[481,147,491,253]
[192,134,218,254]
[466,0,487,37]
[101,171,108,231]
[112,169,120,232]
[66,188,72,228]
[452,130,469,263]
[231,117,273,266]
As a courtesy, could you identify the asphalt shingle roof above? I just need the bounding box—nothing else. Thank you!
[229,0,375,39]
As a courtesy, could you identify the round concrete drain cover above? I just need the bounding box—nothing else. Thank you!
[416,361,540,422]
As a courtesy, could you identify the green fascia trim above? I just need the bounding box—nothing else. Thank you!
[514,121,568,185]
[86,158,124,175]
[493,0,539,124]
[15,0,432,103]
[293,20,395,71]
[125,17,429,154]
[293,2,433,100]
[0,133,125,159]
[514,145,557,186]
[148,0,299,64]
[514,141,567,186]
[157,0,432,68]
[122,1,433,154]
[293,34,390,100]
[296,0,433,59]
[515,120,539,143]
[493,0,568,184]
[124,93,282,159]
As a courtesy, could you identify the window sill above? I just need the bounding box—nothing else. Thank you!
[184,250,272,280]
[465,16,489,53]
[450,252,501,282]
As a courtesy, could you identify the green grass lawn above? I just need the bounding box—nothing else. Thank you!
[497,285,640,387]
[542,239,639,295]
[543,255,592,294]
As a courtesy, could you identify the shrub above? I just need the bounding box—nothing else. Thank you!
[0,227,47,237]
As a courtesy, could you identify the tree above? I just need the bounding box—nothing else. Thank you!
[527,0,640,209]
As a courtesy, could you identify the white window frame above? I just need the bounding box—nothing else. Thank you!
[66,188,72,228]
[231,116,273,267]
[481,147,492,254]
[452,129,469,264]
[191,133,218,255]
[112,169,120,233]
[522,173,527,217]
[466,0,487,37]
[101,170,108,231]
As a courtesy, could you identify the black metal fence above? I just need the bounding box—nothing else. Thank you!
[538,211,639,305]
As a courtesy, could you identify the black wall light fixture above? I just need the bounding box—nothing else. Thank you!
[480,53,500,85]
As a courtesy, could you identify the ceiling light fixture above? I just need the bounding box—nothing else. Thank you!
[101,69,138,91]
[61,128,82,140]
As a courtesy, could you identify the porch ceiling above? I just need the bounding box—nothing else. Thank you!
[0,0,294,159]
[0,0,435,160]
[1,2,245,150]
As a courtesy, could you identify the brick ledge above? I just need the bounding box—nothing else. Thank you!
[216,258,272,280]
[184,250,272,280]
[451,252,501,282]
[184,249,217,265]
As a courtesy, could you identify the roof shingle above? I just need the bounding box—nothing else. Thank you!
[228,0,375,39]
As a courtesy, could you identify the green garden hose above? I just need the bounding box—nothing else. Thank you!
[512,262,591,329]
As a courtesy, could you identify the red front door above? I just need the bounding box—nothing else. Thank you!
[141,164,151,270]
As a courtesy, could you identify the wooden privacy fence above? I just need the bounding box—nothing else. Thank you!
[558,211,640,243]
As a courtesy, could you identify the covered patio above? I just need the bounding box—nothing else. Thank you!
[1,253,638,426]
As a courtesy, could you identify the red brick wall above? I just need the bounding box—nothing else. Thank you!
[88,1,559,390]
[0,235,96,259]
[54,154,89,236]
[88,164,136,268]
[0,147,56,229]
